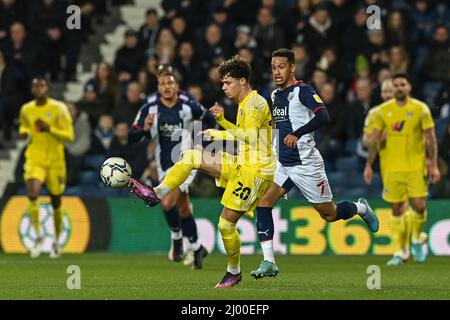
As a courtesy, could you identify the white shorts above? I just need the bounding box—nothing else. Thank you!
[158,168,197,194]
[274,150,333,203]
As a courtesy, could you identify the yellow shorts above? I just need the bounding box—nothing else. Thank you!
[382,170,428,203]
[24,161,66,195]
[216,152,272,217]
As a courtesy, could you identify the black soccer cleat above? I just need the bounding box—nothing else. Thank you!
[172,238,184,262]
[192,245,208,269]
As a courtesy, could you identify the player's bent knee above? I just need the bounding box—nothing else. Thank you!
[180,149,202,169]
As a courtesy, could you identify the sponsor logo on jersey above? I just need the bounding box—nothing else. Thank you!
[159,122,183,136]
[272,106,288,121]
[391,120,405,132]
[313,94,323,103]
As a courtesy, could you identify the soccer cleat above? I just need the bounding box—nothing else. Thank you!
[183,250,194,266]
[49,242,62,259]
[250,260,280,279]
[172,238,184,262]
[30,237,43,259]
[128,178,160,207]
[192,245,208,269]
[214,272,242,288]
[411,232,428,259]
[358,198,379,232]
[411,241,426,263]
[387,255,404,266]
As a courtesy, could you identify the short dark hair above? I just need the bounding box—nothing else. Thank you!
[392,73,410,82]
[146,8,158,16]
[218,55,251,81]
[32,76,49,85]
[272,48,295,65]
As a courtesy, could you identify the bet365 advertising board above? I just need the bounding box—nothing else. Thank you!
[1,196,449,255]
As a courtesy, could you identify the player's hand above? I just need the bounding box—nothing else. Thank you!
[427,164,441,184]
[363,164,373,185]
[209,102,224,118]
[284,134,299,148]
[35,119,50,132]
[143,114,155,132]
[197,130,212,141]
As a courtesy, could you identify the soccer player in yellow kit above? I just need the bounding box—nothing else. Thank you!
[129,56,275,287]
[19,78,74,258]
[364,73,440,265]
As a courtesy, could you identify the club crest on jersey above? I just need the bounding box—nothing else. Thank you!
[288,92,295,101]
[391,120,405,132]
[407,111,413,118]
[46,112,52,120]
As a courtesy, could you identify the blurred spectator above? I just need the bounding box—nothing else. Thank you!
[287,0,312,44]
[328,0,352,35]
[107,121,148,178]
[173,41,202,88]
[421,25,450,82]
[170,15,195,44]
[237,47,268,92]
[137,68,153,95]
[3,22,41,103]
[113,81,144,126]
[410,0,436,46]
[234,25,257,50]
[27,0,66,81]
[303,4,338,60]
[139,8,160,57]
[315,46,350,85]
[220,0,260,26]
[201,65,223,109]
[251,7,286,61]
[65,102,92,185]
[210,5,235,42]
[291,43,314,81]
[199,23,230,71]
[385,10,410,48]
[389,45,409,75]
[310,68,329,92]
[87,61,120,116]
[435,72,450,119]
[88,114,114,170]
[187,84,204,105]
[364,29,389,75]
[161,0,204,27]
[76,81,103,128]
[371,66,392,105]
[155,27,177,65]
[142,54,159,93]
[0,49,16,142]
[340,6,369,65]
[0,0,25,44]
[114,29,145,86]
[347,77,373,140]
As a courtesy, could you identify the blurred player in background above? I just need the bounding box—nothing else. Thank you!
[129,55,276,288]
[251,49,379,279]
[18,77,74,258]
[128,70,215,269]
[364,73,440,266]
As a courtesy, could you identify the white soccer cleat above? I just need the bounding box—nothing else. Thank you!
[183,250,194,266]
[30,237,43,259]
[49,242,62,259]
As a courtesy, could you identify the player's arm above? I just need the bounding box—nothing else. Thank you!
[128,105,153,143]
[364,111,384,184]
[285,85,330,148]
[18,106,30,139]
[424,127,441,184]
[191,101,217,129]
[44,105,74,142]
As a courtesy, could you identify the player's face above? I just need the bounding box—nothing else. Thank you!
[158,75,178,100]
[31,79,49,99]
[221,75,241,100]
[271,56,295,88]
[393,78,411,100]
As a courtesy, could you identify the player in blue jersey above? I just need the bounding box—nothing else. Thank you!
[128,70,216,269]
[250,49,380,279]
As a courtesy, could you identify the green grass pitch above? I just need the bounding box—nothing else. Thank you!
[1,253,449,299]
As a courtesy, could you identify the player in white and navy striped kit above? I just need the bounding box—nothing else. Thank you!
[250,49,380,279]
[129,70,215,269]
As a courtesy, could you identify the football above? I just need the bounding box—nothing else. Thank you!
[100,157,132,188]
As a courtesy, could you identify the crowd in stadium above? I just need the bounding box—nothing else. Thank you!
[0,0,449,198]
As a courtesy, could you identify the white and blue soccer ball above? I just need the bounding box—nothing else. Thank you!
[100,157,132,188]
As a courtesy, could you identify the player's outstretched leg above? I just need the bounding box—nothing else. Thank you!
[357,198,379,232]
[129,149,203,206]
[215,215,242,288]
[251,207,279,279]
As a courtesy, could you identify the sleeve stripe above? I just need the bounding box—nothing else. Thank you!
[313,106,327,113]
[131,124,141,129]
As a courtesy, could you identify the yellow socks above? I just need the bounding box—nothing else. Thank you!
[403,209,413,249]
[390,215,406,257]
[28,200,40,235]
[53,206,64,240]
[218,216,241,273]
[411,209,427,243]
[155,149,202,199]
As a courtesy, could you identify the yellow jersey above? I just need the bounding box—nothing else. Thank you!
[19,98,74,166]
[209,90,276,180]
[372,97,434,173]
